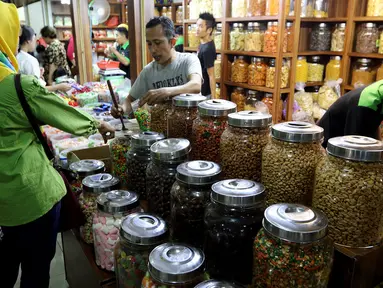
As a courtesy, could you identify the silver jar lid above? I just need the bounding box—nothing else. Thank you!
[195,280,245,288]
[271,121,324,143]
[148,243,205,284]
[228,111,272,128]
[176,161,221,185]
[97,190,139,214]
[150,138,191,162]
[327,136,383,162]
[211,179,265,207]
[69,159,105,178]
[120,212,168,245]
[364,22,376,28]
[336,23,346,28]
[318,23,328,28]
[198,100,237,117]
[263,203,328,243]
[357,58,372,64]
[173,94,207,108]
[131,131,165,147]
[82,173,120,193]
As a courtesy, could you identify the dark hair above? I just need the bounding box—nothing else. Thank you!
[19,25,36,46]
[146,16,175,40]
[116,27,129,39]
[36,44,45,54]
[53,67,68,80]
[175,26,183,36]
[199,12,216,35]
[40,26,57,39]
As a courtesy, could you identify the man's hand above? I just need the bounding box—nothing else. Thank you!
[111,104,125,118]
[97,121,116,143]
[139,88,172,107]
[55,83,72,92]
[110,46,117,54]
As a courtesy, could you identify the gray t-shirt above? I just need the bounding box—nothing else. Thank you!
[129,52,203,100]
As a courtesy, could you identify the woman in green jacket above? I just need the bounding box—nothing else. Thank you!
[0,3,115,287]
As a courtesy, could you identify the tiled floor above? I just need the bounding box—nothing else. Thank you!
[14,233,69,288]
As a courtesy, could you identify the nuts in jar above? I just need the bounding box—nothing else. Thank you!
[309,23,331,51]
[232,56,249,83]
[231,87,246,112]
[214,55,221,79]
[351,58,377,88]
[283,22,293,53]
[248,57,267,86]
[232,0,247,17]
[355,23,379,53]
[150,101,172,136]
[214,23,222,50]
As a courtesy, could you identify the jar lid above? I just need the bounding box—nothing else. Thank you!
[269,59,276,65]
[358,58,371,63]
[172,94,207,108]
[69,159,105,178]
[237,55,245,60]
[318,23,328,28]
[176,160,221,185]
[248,22,254,27]
[233,23,239,28]
[211,179,265,207]
[311,56,321,62]
[263,203,328,243]
[286,22,293,27]
[271,121,324,143]
[336,23,346,28]
[234,87,245,92]
[238,23,244,28]
[82,173,120,193]
[253,22,261,27]
[120,212,168,245]
[331,56,341,60]
[131,131,165,147]
[198,99,237,117]
[97,190,139,213]
[148,243,205,284]
[364,22,376,28]
[228,111,272,128]
[195,280,245,288]
[327,136,383,162]
[297,56,306,60]
[150,138,191,162]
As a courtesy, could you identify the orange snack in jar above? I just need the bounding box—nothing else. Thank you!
[247,0,266,16]
[248,57,267,86]
[264,22,278,53]
[231,87,246,112]
[266,59,276,88]
[283,22,294,53]
[262,93,273,113]
[232,56,249,83]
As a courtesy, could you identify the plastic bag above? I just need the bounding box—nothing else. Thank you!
[318,79,342,110]
[292,110,315,124]
[294,83,313,116]
[245,100,270,114]
[282,99,301,120]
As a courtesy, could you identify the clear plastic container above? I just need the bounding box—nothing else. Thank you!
[214,24,222,50]
[221,112,272,182]
[331,23,346,52]
[230,23,246,51]
[213,0,223,18]
[313,136,383,248]
[231,87,246,111]
[351,58,376,88]
[301,0,314,17]
[170,161,221,247]
[266,59,276,88]
[265,0,279,16]
[214,55,222,79]
[216,84,221,99]
[310,23,331,51]
[247,0,266,16]
[115,213,168,288]
[253,204,333,288]
[355,23,379,53]
[232,0,247,17]
[367,0,383,17]
[377,60,383,80]
[284,22,294,53]
[307,56,324,82]
[109,134,132,186]
[325,56,341,81]
[161,7,168,17]
[264,22,278,53]
[313,0,328,18]
[150,100,172,136]
[262,122,324,206]
[248,57,267,86]
[204,179,265,285]
[232,56,249,83]
[296,56,308,83]
[245,22,264,52]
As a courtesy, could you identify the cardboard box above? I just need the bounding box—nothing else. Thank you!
[67,145,112,173]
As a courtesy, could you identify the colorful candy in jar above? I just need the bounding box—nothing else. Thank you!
[109,135,131,187]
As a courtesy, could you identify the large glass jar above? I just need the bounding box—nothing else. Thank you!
[377,60,383,81]
[232,56,249,83]
[265,0,279,16]
[313,0,329,18]
[150,100,172,136]
[204,179,265,285]
[230,23,245,51]
[248,57,267,86]
[253,204,333,288]
[232,0,247,17]
[216,84,221,99]
[176,6,183,23]
[109,134,132,186]
[213,0,223,18]
[310,23,331,51]
[325,56,341,81]
[188,24,200,48]
[166,6,172,19]
[142,243,205,288]
[214,24,222,50]
[93,190,142,271]
[221,111,272,182]
[80,173,120,244]
[245,22,264,52]
[126,132,164,200]
[283,22,293,53]
[189,0,200,20]
[264,22,278,53]
[266,59,276,88]
[296,56,308,83]
[248,0,266,16]
[281,58,290,88]
[307,56,324,82]
[196,280,245,288]
[301,0,314,17]
[351,58,376,88]
[367,0,383,17]
[231,87,246,111]
[115,213,168,288]
[356,23,379,53]
[214,55,221,79]
[147,139,191,221]
[262,122,324,206]
[192,100,237,163]
[331,23,346,52]
[170,160,221,247]
[161,7,168,17]
[200,0,213,13]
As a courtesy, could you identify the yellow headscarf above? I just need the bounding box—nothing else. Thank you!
[0,1,19,82]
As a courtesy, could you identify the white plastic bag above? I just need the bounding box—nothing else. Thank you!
[294,83,313,116]
[318,79,342,110]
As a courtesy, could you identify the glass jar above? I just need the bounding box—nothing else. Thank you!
[167,94,206,140]
[214,24,222,50]
[307,56,324,82]
[189,0,200,20]
[214,54,221,79]
[248,57,267,86]
[262,122,324,206]
[147,139,191,221]
[126,132,165,200]
[331,23,346,52]
[312,85,320,102]
[231,87,246,111]
[281,58,290,88]
[313,0,328,18]
[325,56,341,81]
[245,22,264,52]
[266,59,276,88]
[192,100,237,163]
[356,23,379,53]
[301,0,314,17]
[283,22,293,53]
[296,56,308,83]
[115,213,168,288]
[221,112,272,182]
[176,6,183,23]
[161,7,168,17]
[189,24,200,48]
[171,160,221,247]
[351,58,376,88]
[150,100,172,136]
[216,84,221,99]
[109,134,132,186]
[142,243,205,288]
[245,91,269,113]
[213,0,223,18]
[166,6,172,19]
[377,60,383,80]
[248,0,266,16]
[204,179,265,285]
[264,22,278,53]
[200,0,213,13]
[232,56,249,83]
[312,136,383,248]
[230,23,245,51]
[266,0,279,16]
[232,0,247,17]
[80,173,120,244]
[196,280,245,288]
[93,190,142,271]
[367,0,383,17]
[310,23,331,51]
[253,204,333,287]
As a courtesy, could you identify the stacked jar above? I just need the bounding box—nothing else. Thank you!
[266,59,276,88]
[232,0,247,17]
[245,22,264,52]
[150,100,172,136]
[262,122,324,206]
[253,204,333,287]
[356,23,379,53]
[115,213,168,288]
[283,22,293,53]
[296,56,308,83]
[307,56,324,82]
[170,160,221,247]
[199,0,213,13]
[310,23,331,51]
[331,23,346,52]
[313,136,383,248]
[281,59,290,88]
[301,0,314,17]
[265,0,279,16]
[166,6,172,19]
[192,100,237,163]
[231,87,246,111]
[220,111,272,182]
[93,190,142,271]
[379,28,383,54]
[109,133,132,186]
[204,179,265,286]
[126,132,165,200]
[232,56,249,83]
[367,0,383,16]
[325,56,341,81]
[230,23,246,51]
[214,55,221,80]
[213,0,223,18]
[247,0,266,16]
[351,58,376,88]
[264,22,278,53]
[146,139,191,221]
[214,23,222,50]
[248,57,267,86]
[313,0,329,18]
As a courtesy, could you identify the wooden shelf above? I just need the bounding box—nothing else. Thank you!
[54,26,73,29]
[344,85,354,90]
[298,51,343,56]
[184,18,223,24]
[93,38,116,41]
[224,81,275,93]
[300,17,348,22]
[305,81,324,87]
[226,16,279,22]
[348,52,383,59]
[224,50,293,58]
[354,17,383,22]
[92,25,117,29]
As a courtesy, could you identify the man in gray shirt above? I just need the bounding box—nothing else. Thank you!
[112,17,202,118]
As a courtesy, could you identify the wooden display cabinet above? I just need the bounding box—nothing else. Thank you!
[51,1,73,43]
[154,2,183,27]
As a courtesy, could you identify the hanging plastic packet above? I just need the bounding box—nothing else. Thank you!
[294,83,314,117]
[318,79,342,110]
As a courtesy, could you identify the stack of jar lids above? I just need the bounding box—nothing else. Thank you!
[97,190,139,214]
[150,138,191,162]
[69,159,105,178]
[228,111,272,128]
[82,173,120,193]
[176,160,221,185]
[131,131,164,147]
[198,100,237,117]
[172,94,206,107]
[271,121,324,143]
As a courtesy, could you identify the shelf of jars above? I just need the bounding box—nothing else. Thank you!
[354,17,383,22]
[154,2,183,24]
[224,50,293,58]
[300,17,348,22]
[298,51,343,56]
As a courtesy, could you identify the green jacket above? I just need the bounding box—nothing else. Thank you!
[0,75,98,226]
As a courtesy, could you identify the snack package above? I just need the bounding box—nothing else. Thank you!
[294,83,313,116]
[282,99,300,120]
[318,79,342,110]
